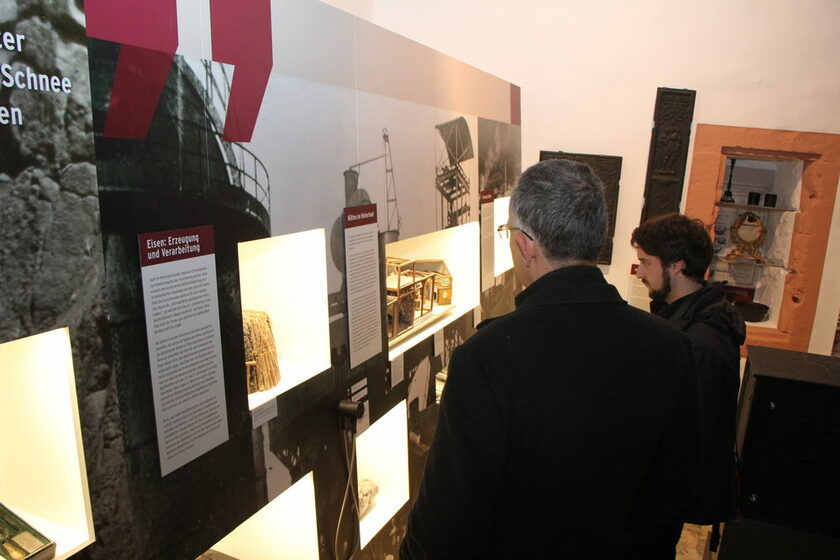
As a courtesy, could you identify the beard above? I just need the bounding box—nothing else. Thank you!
[645,269,671,302]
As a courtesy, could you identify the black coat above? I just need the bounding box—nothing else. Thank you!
[400,266,703,559]
[651,282,746,524]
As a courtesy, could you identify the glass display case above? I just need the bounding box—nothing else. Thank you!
[237,230,332,410]
[355,400,409,548]
[386,222,480,360]
[0,329,95,559]
[710,158,802,328]
[0,502,55,560]
[493,196,513,276]
[203,472,319,560]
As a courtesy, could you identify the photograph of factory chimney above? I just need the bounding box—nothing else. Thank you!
[87,37,266,557]
[327,129,399,364]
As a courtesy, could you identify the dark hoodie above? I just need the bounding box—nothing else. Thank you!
[651,281,747,524]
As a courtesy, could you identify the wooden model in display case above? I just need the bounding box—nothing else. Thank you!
[428,268,452,305]
[384,257,453,341]
[241,310,281,394]
[0,503,55,560]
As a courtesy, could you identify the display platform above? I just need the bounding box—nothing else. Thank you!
[356,400,409,548]
[386,222,479,360]
[0,329,95,559]
[206,472,319,560]
[237,230,332,410]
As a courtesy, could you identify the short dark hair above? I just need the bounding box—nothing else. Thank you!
[510,159,607,263]
[631,213,713,283]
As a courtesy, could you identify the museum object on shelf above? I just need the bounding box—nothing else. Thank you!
[241,310,281,394]
[415,259,453,306]
[384,257,453,340]
[720,157,736,203]
[725,211,767,263]
[734,301,770,322]
[357,478,379,520]
[0,503,55,560]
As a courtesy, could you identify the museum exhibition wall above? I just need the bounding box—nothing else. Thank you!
[1,1,838,559]
[329,0,840,356]
[1,0,520,558]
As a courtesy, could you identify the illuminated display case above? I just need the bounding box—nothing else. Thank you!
[386,222,480,359]
[356,400,409,548]
[711,159,802,328]
[237,230,332,410]
[0,501,55,560]
[493,196,514,276]
[0,329,95,559]
[203,472,319,560]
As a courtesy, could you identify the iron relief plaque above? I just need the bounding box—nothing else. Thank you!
[539,151,622,265]
[640,87,696,223]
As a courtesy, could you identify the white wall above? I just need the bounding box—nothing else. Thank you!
[323,0,840,354]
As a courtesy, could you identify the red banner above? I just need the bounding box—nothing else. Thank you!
[139,225,215,267]
[344,204,378,228]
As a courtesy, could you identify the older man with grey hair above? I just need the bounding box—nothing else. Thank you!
[400,159,702,559]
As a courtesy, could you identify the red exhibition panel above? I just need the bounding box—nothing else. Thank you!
[210,0,273,142]
[85,0,272,142]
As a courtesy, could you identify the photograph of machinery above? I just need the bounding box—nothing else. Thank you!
[435,117,474,229]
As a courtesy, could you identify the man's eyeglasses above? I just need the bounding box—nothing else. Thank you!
[497,224,533,240]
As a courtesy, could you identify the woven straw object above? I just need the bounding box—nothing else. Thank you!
[242,310,281,393]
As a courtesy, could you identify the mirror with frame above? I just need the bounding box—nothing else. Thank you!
[725,211,767,262]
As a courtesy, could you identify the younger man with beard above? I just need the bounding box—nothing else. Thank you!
[629,213,746,558]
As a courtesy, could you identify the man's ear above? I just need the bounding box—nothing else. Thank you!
[514,231,536,264]
[668,259,686,276]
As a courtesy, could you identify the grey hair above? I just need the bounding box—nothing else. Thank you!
[510,159,607,262]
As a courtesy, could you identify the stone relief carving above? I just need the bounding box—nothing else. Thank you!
[641,88,696,223]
